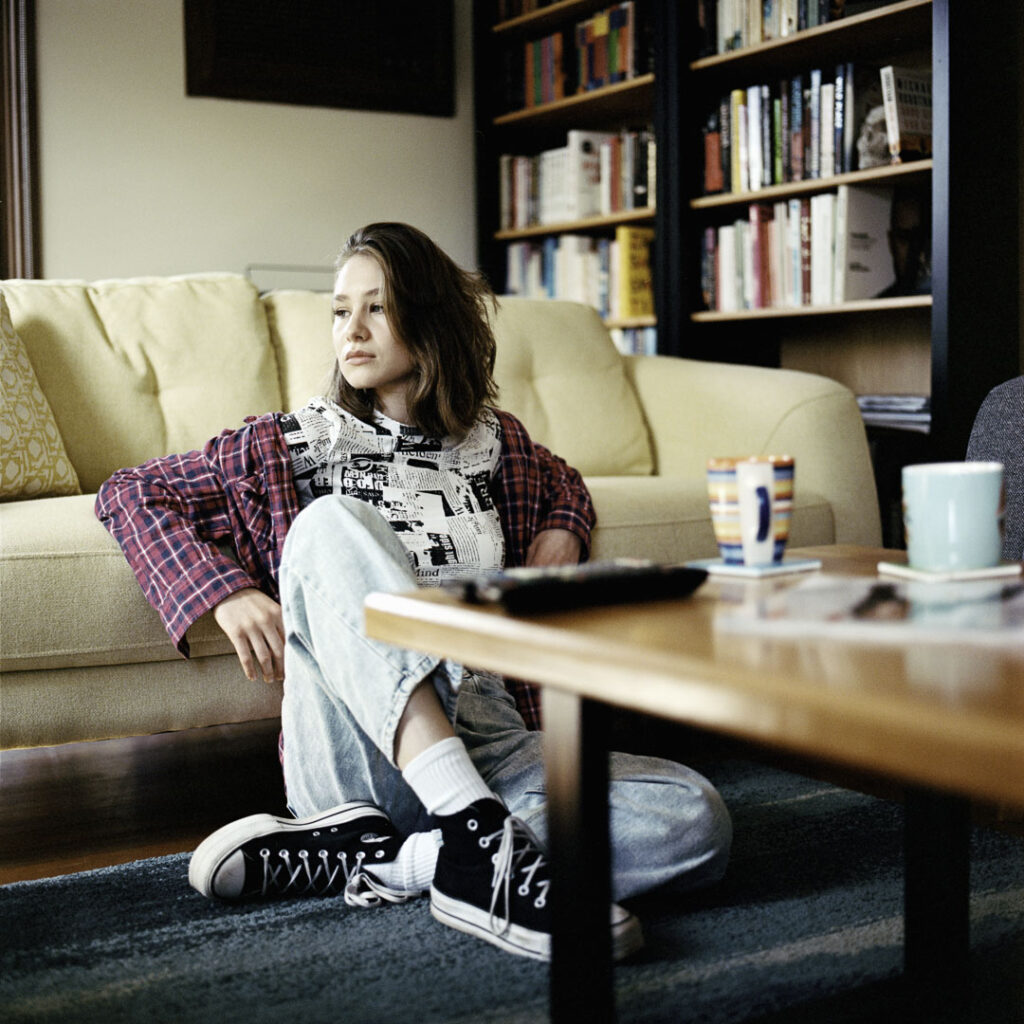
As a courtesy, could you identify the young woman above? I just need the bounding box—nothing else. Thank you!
[97,223,731,962]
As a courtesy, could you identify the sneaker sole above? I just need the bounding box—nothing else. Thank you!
[429,886,644,963]
[189,800,387,898]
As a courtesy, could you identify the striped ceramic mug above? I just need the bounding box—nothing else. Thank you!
[707,455,795,566]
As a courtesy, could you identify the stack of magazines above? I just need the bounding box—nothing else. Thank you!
[857,394,930,433]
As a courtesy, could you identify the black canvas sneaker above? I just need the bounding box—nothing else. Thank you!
[189,800,413,906]
[429,798,643,962]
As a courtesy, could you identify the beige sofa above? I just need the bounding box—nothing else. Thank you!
[0,274,881,751]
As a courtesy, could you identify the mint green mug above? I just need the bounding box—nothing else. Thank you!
[902,462,1004,572]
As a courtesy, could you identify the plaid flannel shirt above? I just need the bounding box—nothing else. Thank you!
[96,407,594,730]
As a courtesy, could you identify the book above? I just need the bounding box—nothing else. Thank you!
[614,225,655,318]
[808,68,822,178]
[746,85,763,191]
[880,65,932,163]
[820,81,835,178]
[789,75,804,180]
[786,197,803,306]
[832,184,896,301]
[857,393,931,432]
[565,129,616,220]
[748,203,771,307]
[798,196,812,304]
[847,63,886,169]
[717,223,738,312]
[703,109,724,193]
[809,191,835,305]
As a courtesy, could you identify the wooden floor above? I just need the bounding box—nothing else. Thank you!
[0,720,288,885]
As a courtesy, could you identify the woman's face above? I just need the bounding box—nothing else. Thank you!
[332,254,416,423]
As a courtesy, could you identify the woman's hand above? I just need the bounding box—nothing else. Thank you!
[525,528,583,568]
[213,588,285,684]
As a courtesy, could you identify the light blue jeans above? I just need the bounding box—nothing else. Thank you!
[279,496,732,902]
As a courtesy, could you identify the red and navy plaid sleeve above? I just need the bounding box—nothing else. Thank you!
[491,408,595,729]
[491,408,595,568]
[95,415,298,656]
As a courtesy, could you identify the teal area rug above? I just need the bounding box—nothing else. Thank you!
[2,760,1022,1024]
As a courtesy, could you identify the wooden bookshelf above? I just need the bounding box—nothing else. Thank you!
[474,1,662,350]
[495,206,655,241]
[692,294,931,323]
[493,73,655,131]
[690,159,931,211]
[474,1,1021,486]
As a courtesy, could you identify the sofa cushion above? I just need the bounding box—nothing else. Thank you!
[262,290,337,412]
[1,275,282,492]
[0,291,81,500]
[586,476,837,563]
[492,298,653,477]
[0,493,232,672]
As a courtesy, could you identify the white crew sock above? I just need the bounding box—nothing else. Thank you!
[369,829,441,894]
[402,735,495,817]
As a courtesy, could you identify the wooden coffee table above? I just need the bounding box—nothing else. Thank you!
[365,545,1024,1022]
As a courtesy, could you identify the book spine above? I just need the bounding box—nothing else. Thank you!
[730,88,746,193]
[833,62,846,173]
[820,81,835,178]
[789,75,804,181]
[799,197,812,305]
[808,68,822,179]
[880,64,900,162]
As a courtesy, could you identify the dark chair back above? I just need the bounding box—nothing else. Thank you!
[966,376,1024,561]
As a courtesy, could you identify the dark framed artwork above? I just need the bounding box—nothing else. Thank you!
[184,1,454,118]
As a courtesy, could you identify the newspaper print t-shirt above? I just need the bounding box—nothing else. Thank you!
[281,398,505,585]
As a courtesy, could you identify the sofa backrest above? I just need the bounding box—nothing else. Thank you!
[263,290,654,477]
[3,274,654,493]
[3,275,282,492]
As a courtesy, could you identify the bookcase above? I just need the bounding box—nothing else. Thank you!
[473,1,681,354]
[474,1,1021,543]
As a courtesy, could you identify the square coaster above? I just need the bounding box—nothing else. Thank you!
[686,556,823,578]
[877,561,1023,583]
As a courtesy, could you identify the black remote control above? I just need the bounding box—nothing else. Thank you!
[443,559,708,614]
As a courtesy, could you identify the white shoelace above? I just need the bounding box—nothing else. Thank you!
[479,816,550,936]
[257,838,411,907]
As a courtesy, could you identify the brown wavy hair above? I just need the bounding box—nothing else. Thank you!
[327,223,498,439]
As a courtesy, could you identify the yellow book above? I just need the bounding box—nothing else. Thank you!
[615,225,655,319]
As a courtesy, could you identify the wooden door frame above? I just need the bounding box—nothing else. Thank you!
[2,0,39,278]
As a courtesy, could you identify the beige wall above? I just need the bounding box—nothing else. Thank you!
[34,0,477,281]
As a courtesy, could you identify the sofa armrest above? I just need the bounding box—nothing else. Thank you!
[622,355,882,546]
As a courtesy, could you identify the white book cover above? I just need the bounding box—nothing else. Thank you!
[779,0,798,37]
[881,65,932,161]
[621,131,637,211]
[810,192,836,305]
[599,140,615,214]
[786,197,803,306]
[566,130,615,220]
[737,101,750,193]
[820,82,835,178]
[538,147,569,225]
[717,223,737,312]
[835,184,896,300]
[832,184,848,302]
[747,85,762,191]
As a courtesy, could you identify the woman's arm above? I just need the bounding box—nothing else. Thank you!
[95,415,294,664]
